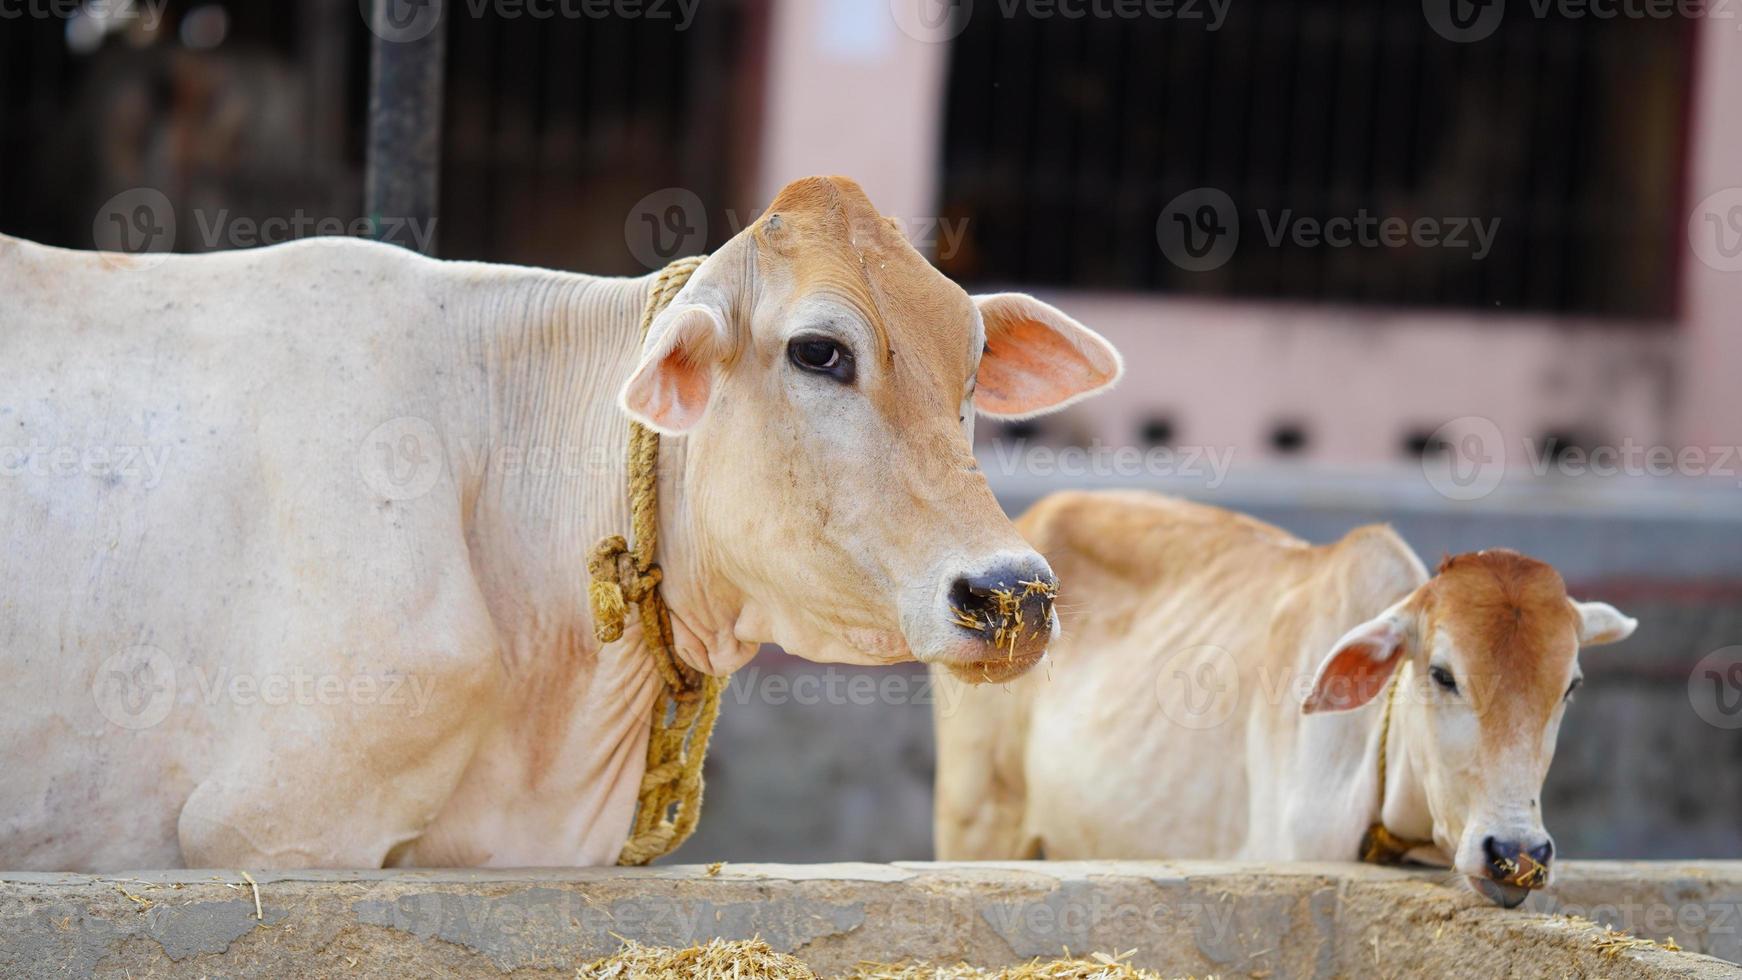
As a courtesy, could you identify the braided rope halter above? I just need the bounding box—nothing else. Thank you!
[585,255,723,866]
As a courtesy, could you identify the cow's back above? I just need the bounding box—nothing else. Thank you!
[0,234,481,868]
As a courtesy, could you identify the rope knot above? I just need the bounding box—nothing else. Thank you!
[586,536,631,643]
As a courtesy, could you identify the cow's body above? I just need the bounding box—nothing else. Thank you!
[3,176,1122,871]
[0,233,664,868]
[934,489,1633,907]
[934,490,1426,863]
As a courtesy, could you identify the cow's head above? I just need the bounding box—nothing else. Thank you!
[620,176,1121,682]
[1303,549,1635,907]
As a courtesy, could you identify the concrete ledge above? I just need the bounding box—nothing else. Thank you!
[1,861,1738,978]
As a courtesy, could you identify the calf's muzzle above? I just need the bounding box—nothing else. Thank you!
[1472,835,1554,908]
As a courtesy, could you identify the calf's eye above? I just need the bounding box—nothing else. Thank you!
[788,337,855,383]
[1565,676,1582,702]
[1429,665,1458,694]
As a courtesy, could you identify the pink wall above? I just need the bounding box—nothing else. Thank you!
[756,0,949,233]
[1679,17,1742,451]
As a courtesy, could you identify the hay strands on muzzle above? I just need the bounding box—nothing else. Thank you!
[949,578,1058,660]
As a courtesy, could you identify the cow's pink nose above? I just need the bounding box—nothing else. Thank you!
[947,560,1057,658]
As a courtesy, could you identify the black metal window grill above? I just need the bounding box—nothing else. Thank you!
[0,0,758,272]
[439,2,759,271]
[938,0,1694,320]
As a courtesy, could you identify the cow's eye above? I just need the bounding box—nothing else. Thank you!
[788,336,855,383]
[1565,676,1582,702]
[1429,665,1458,694]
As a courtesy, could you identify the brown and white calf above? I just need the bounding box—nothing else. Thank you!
[934,490,1635,906]
[0,176,1120,870]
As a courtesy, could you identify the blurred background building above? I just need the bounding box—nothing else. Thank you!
[2,0,1738,861]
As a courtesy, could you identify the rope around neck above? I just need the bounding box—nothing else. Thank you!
[586,254,724,867]
[1359,662,1433,865]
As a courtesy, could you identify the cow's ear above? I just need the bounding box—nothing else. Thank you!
[620,303,732,434]
[971,293,1122,419]
[1302,603,1416,714]
[1571,599,1637,647]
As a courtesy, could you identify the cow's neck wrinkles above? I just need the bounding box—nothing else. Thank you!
[430,267,750,864]
[460,267,750,677]
[654,434,758,677]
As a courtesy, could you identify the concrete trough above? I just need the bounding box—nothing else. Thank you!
[3,861,1740,978]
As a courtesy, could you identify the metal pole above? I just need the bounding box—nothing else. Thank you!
[364,0,447,254]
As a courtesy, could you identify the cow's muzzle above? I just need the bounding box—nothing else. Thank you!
[940,555,1057,683]
[1470,835,1553,907]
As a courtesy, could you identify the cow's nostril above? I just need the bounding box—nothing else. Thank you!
[946,564,1058,643]
[947,576,977,615]
[1528,840,1554,865]
[1482,836,1504,867]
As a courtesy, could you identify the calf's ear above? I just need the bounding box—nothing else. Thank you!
[1571,599,1636,647]
[620,303,733,434]
[1302,602,1416,714]
[971,293,1122,419]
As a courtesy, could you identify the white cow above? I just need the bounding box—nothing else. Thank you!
[0,175,1122,870]
[934,491,1636,906]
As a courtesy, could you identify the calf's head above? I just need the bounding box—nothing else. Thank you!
[1304,549,1636,906]
[620,176,1121,682]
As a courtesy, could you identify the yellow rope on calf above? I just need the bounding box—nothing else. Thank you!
[1360,664,1434,865]
[585,254,721,867]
